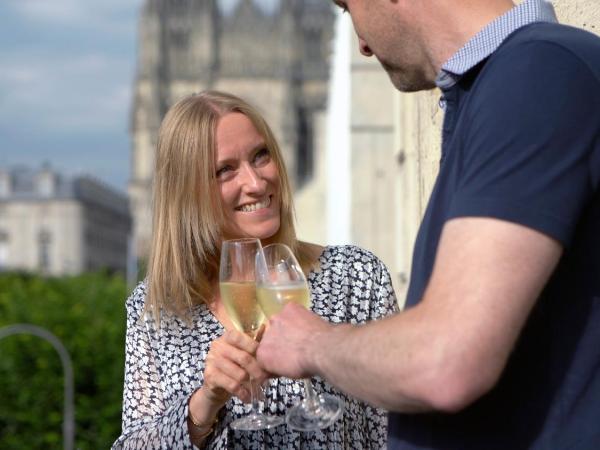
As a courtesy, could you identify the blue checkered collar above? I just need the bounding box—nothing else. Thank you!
[436,0,558,89]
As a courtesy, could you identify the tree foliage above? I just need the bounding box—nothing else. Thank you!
[0,272,128,449]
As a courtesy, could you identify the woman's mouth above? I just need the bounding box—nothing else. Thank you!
[236,196,271,212]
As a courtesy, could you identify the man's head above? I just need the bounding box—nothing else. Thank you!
[332,0,515,92]
[333,0,444,91]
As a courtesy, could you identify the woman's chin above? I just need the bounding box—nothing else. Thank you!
[222,224,281,243]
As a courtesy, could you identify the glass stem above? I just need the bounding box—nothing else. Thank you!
[302,378,320,411]
[249,380,260,415]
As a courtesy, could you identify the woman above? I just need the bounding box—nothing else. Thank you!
[112,91,398,449]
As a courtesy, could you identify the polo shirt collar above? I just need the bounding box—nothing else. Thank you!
[436,0,558,90]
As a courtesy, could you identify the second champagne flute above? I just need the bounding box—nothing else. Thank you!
[219,238,284,431]
[256,243,344,431]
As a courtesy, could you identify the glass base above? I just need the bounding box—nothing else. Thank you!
[285,394,344,431]
[230,412,284,431]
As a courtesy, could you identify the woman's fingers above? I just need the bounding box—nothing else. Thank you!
[214,330,270,382]
[204,363,251,403]
[254,324,266,342]
[203,330,270,403]
[222,329,258,352]
[207,351,250,384]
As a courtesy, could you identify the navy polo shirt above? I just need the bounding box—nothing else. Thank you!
[389,23,600,449]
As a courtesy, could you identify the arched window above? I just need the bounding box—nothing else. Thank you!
[0,230,8,270]
[295,105,314,187]
[38,230,52,273]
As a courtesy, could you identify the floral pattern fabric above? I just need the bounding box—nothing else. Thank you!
[112,245,398,449]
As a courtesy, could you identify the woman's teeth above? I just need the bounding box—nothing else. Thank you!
[238,196,270,212]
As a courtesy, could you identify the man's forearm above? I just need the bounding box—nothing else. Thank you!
[257,300,446,412]
[306,308,439,412]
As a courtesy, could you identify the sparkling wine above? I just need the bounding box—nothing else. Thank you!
[256,283,311,318]
[220,281,264,336]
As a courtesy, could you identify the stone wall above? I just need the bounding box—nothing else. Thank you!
[0,200,84,275]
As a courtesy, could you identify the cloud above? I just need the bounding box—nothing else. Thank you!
[8,0,144,35]
[218,0,281,15]
[12,0,83,23]
[0,51,134,133]
[0,66,39,85]
[0,0,140,190]
[0,0,140,135]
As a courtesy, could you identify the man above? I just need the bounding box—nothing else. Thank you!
[257,0,600,448]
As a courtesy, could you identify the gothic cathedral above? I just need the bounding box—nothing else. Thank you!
[129,0,334,258]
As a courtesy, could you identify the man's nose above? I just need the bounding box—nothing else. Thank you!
[358,37,373,57]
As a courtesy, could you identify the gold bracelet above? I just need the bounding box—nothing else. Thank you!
[189,412,218,439]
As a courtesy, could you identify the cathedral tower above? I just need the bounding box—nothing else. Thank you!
[129,0,334,258]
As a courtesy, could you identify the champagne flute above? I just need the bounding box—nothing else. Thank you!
[219,238,284,430]
[256,243,344,431]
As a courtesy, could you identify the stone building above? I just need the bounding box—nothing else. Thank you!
[129,0,335,258]
[0,166,131,276]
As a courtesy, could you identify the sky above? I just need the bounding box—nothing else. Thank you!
[0,0,286,192]
[0,0,143,192]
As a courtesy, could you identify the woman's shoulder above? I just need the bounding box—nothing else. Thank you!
[125,280,148,318]
[319,244,385,266]
[297,241,325,260]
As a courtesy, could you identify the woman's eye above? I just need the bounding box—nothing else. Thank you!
[216,166,232,178]
[253,148,270,164]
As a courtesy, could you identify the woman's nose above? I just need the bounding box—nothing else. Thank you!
[239,164,266,192]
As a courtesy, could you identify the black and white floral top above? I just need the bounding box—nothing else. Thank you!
[112,245,398,450]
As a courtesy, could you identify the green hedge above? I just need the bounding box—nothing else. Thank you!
[0,272,129,449]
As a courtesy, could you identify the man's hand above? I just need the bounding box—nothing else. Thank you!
[257,302,334,379]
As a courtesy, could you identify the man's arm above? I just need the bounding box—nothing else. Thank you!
[257,217,562,412]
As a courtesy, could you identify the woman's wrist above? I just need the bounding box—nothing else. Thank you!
[188,389,220,443]
[188,411,218,439]
[188,388,220,426]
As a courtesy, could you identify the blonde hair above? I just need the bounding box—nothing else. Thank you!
[146,91,314,321]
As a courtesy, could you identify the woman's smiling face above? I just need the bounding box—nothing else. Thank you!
[215,112,281,242]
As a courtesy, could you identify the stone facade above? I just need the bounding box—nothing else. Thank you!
[0,167,131,276]
[292,16,406,297]
[129,0,335,258]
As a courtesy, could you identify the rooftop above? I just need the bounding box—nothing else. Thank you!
[0,166,130,216]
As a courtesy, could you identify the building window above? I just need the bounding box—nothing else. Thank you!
[38,230,52,273]
[295,106,314,187]
[0,231,8,270]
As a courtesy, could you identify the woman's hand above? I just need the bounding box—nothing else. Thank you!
[189,329,269,424]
